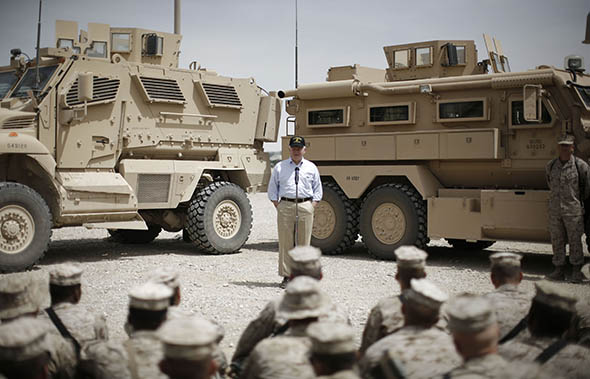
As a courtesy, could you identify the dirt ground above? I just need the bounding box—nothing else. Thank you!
[35,193,590,357]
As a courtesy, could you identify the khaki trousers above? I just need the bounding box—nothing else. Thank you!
[277,200,314,277]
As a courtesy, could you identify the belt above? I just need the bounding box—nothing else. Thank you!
[280,197,312,203]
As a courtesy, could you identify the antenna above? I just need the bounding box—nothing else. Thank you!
[34,0,43,92]
[295,0,298,88]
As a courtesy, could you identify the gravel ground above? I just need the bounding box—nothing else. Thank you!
[31,193,590,358]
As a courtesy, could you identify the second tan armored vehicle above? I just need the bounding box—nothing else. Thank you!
[279,36,590,259]
[0,15,280,271]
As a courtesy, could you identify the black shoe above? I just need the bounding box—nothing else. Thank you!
[571,265,583,284]
[546,265,565,281]
[279,277,289,289]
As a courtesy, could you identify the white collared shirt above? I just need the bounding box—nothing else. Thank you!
[267,158,322,202]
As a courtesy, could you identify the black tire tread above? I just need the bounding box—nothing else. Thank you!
[318,181,359,255]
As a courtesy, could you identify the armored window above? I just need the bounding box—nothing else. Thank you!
[438,100,486,121]
[456,46,466,65]
[112,33,131,52]
[368,103,415,125]
[10,65,59,98]
[393,50,410,69]
[85,41,107,58]
[415,47,432,66]
[308,109,344,126]
[575,87,590,109]
[511,100,551,125]
[57,39,74,50]
[143,34,163,56]
[0,71,18,99]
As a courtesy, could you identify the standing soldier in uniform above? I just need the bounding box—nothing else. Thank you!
[268,136,323,287]
[546,134,590,283]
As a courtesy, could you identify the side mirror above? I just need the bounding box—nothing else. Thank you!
[446,43,458,66]
[77,73,93,102]
[523,84,542,122]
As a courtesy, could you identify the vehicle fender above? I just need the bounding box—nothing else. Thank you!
[0,133,56,176]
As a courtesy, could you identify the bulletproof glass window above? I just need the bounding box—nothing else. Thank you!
[456,46,466,64]
[393,49,410,69]
[85,41,107,58]
[575,87,590,108]
[144,34,164,56]
[0,71,18,99]
[501,56,511,72]
[415,47,432,66]
[10,65,58,98]
[57,39,74,50]
[112,33,131,52]
[511,100,551,125]
[439,100,484,119]
[370,105,409,122]
[308,109,344,125]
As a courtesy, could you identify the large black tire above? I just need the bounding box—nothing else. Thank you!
[447,239,495,250]
[360,183,428,260]
[311,182,359,255]
[185,181,252,254]
[108,225,162,244]
[0,182,52,272]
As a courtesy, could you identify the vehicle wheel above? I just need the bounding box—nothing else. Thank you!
[447,239,495,250]
[185,182,252,254]
[0,182,52,272]
[182,228,192,243]
[360,183,428,260]
[312,182,358,255]
[108,225,162,244]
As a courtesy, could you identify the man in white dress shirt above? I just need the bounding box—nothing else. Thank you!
[268,136,323,287]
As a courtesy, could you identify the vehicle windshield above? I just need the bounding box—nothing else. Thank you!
[0,70,18,99]
[10,65,58,98]
[575,86,590,109]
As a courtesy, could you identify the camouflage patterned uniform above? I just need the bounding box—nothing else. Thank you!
[122,330,167,379]
[360,325,460,378]
[443,354,508,378]
[40,302,108,344]
[546,155,590,266]
[482,284,531,338]
[318,370,361,379]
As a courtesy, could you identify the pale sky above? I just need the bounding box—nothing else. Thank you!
[1,0,588,151]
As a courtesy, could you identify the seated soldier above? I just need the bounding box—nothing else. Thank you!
[360,278,460,379]
[307,322,361,379]
[240,277,329,379]
[483,253,531,339]
[158,317,220,379]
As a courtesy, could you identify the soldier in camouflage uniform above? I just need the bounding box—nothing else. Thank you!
[231,246,349,373]
[0,272,77,379]
[240,277,329,379]
[545,134,590,283]
[307,322,360,379]
[360,278,460,379]
[482,253,531,339]
[0,317,53,379]
[499,281,590,379]
[360,246,437,354]
[39,263,109,346]
[158,317,220,379]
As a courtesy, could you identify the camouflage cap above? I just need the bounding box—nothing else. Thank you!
[288,246,322,273]
[147,267,180,289]
[49,262,83,286]
[306,321,355,354]
[447,294,496,333]
[489,252,522,268]
[0,317,49,361]
[128,282,173,311]
[0,273,39,320]
[534,280,577,313]
[159,317,218,361]
[557,134,575,145]
[401,278,448,311]
[394,246,428,269]
[277,277,329,321]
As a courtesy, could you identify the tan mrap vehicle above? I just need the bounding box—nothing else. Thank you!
[0,17,280,272]
[278,35,590,259]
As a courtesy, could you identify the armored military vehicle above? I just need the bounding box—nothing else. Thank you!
[0,10,280,271]
[279,35,590,259]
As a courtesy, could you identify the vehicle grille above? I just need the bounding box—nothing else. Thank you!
[65,76,120,107]
[139,76,185,104]
[2,116,37,128]
[201,83,242,108]
[137,174,171,203]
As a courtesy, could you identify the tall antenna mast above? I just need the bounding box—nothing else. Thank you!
[34,0,43,92]
[295,0,298,88]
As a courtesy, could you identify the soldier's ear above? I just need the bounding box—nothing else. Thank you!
[208,360,218,376]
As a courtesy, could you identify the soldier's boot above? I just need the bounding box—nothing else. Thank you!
[547,265,565,281]
[571,265,583,283]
